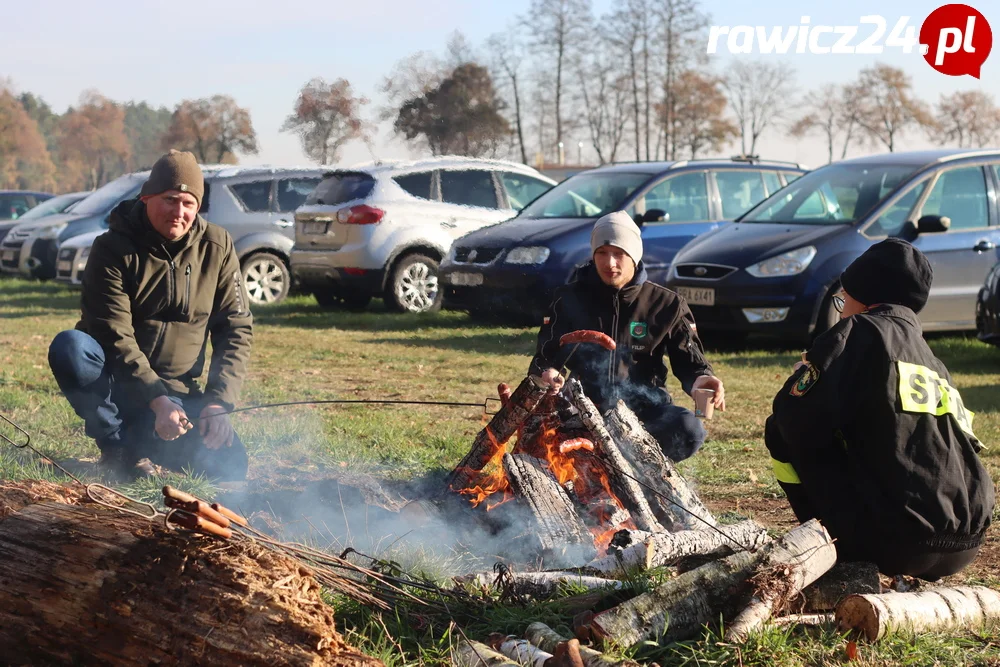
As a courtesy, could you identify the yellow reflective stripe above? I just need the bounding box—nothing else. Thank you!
[771,459,801,484]
[897,361,977,441]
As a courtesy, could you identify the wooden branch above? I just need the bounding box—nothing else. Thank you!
[836,586,1000,641]
[801,561,880,612]
[455,570,622,598]
[454,640,521,667]
[446,375,548,493]
[725,519,837,642]
[503,454,597,562]
[566,379,663,533]
[524,623,640,667]
[605,400,716,531]
[0,502,379,664]
[490,635,553,667]
[587,520,770,577]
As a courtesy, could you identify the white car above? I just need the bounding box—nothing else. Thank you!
[291,156,555,313]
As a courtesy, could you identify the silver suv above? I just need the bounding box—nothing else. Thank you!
[53,166,325,305]
[291,157,555,313]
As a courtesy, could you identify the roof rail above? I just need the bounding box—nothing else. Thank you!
[665,156,808,169]
[935,149,1000,163]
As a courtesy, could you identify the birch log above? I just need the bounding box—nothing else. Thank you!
[725,519,837,642]
[836,586,1000,640]
[454,640,521,667]
[455,570,622,597]
[605,400,716,531]
[566,379,663,533]
[490,636,553,667]
[524,623,640,667]
[587,520,771,577]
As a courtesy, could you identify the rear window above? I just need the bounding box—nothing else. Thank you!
[306,172,376,206]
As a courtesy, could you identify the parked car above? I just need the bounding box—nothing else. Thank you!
[0,190,53,221]
[976,260,1000,346]
[438,157,806,322]
[52,166,325,304]
[0,191,89,245]
[292,157,556,313]
[665,149,1000,342]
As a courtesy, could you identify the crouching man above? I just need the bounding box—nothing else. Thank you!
[48,150,253,481]
[766,239,994,579]
[530,211,725,462]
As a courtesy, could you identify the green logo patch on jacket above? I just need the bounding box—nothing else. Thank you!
[630,321,647,339]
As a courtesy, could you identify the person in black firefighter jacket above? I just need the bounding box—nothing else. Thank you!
[530,211,725,462]
[766,238,994,579]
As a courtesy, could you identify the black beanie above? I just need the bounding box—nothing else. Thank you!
[841,238,933,313]
[140,150,204,206]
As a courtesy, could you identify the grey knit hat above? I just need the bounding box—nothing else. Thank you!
[591,211,643,264]
[141,150,204,206]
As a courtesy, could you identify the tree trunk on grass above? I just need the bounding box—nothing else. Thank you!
[0,502,380,666]
[605,400,716,531]
[836,586,1000,640]
[524,622,639,667]
[456,569,621,597]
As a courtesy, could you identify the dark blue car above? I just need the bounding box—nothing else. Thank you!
[665,149,1000,342]
[439,158,806,322]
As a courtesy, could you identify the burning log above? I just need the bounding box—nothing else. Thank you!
[454,640,521,667]
[604,401,716,531]
[524,623,639,667]
[725,520,837,642]
[456,570,622,598]
[446,375,549,494]
[835,586,1000,641]
[503,454,597,561]
[0,501,380,665]
[586,520,771,577]
[801,561,881,612]
[566,379,663,533]
[588,520,830,647]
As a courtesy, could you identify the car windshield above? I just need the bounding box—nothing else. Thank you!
[16,193,85,221]
[739,164,920,225]
[519,172,651,219]
[71,175,143,216]
[305,172,375,206]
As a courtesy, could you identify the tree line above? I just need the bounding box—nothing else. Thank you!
[3,0,1000,193]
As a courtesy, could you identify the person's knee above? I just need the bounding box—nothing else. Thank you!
[646,407,706,462]
[48,330,103,382]
[672,411,707,461]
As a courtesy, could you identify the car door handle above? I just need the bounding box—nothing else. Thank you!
[441,219,458,228]
[274,219,294,228]
[974,240,996,252]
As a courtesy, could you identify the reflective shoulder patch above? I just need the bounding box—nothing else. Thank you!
[789,362,820,397]
[543,316,551,325]
[897,360,980,446]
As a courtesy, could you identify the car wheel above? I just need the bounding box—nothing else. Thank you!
[814,287,841,339]
[386,254,442,313]
[242,252,290,305]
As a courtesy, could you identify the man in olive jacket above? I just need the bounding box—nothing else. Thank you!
[48,150,253,481]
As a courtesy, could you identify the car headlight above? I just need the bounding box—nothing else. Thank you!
[80,247,91,259]
[37,224,67,241]
[746,246,817,278]
[505,246,550,265]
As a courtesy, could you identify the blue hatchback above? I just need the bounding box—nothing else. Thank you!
[439,157,805,321]
[665,149,1000,341]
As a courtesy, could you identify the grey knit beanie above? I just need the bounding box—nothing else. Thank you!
[591,211,643,264]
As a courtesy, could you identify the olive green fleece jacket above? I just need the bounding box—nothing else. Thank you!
[77,198,253,411]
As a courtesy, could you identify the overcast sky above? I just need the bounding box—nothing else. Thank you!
[4,0,997,169]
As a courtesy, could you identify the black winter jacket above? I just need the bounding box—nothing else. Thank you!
[529,262,713,414]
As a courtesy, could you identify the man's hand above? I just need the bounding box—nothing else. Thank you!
[199,403,235,450]
[792,351,808,372]
[540,367,565,393]
[691,375,726,411]
[150,396,192,441]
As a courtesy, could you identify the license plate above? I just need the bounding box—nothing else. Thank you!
[450,272,483,287]
[303,221,327,235]
[57,260,72,273]
[677,286,715,306]
[0,250,14,262]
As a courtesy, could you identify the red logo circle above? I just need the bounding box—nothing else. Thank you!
[920,4,992,78]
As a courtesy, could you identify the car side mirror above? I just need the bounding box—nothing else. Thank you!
[642,208,668,223]
[917,214,950,234]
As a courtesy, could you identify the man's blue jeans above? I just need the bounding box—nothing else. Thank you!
[48,330,248,481]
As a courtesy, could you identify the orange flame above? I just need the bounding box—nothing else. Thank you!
[456,426,511,509]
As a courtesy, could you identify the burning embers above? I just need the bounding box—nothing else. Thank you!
[446,375,715,561]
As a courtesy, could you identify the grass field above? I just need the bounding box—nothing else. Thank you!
[1,278,999,665]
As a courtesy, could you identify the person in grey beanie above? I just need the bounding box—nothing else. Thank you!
[529,211,725,462]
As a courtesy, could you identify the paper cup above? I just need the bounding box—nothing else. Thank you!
[693,388,715,420]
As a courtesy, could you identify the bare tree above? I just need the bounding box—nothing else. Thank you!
[848,63,934,152]
[523,0,593,158]
[282,78,368,165]
[487,28,530,163]
[58,90,130,189]
[163,95,258,164]
[670,70,738,158]
[932,90,1000,148]
[790,84,859,163]
[654,0,710,159]
[722,60,796,157]
[574,46,631,163]
[605,0,655,160]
